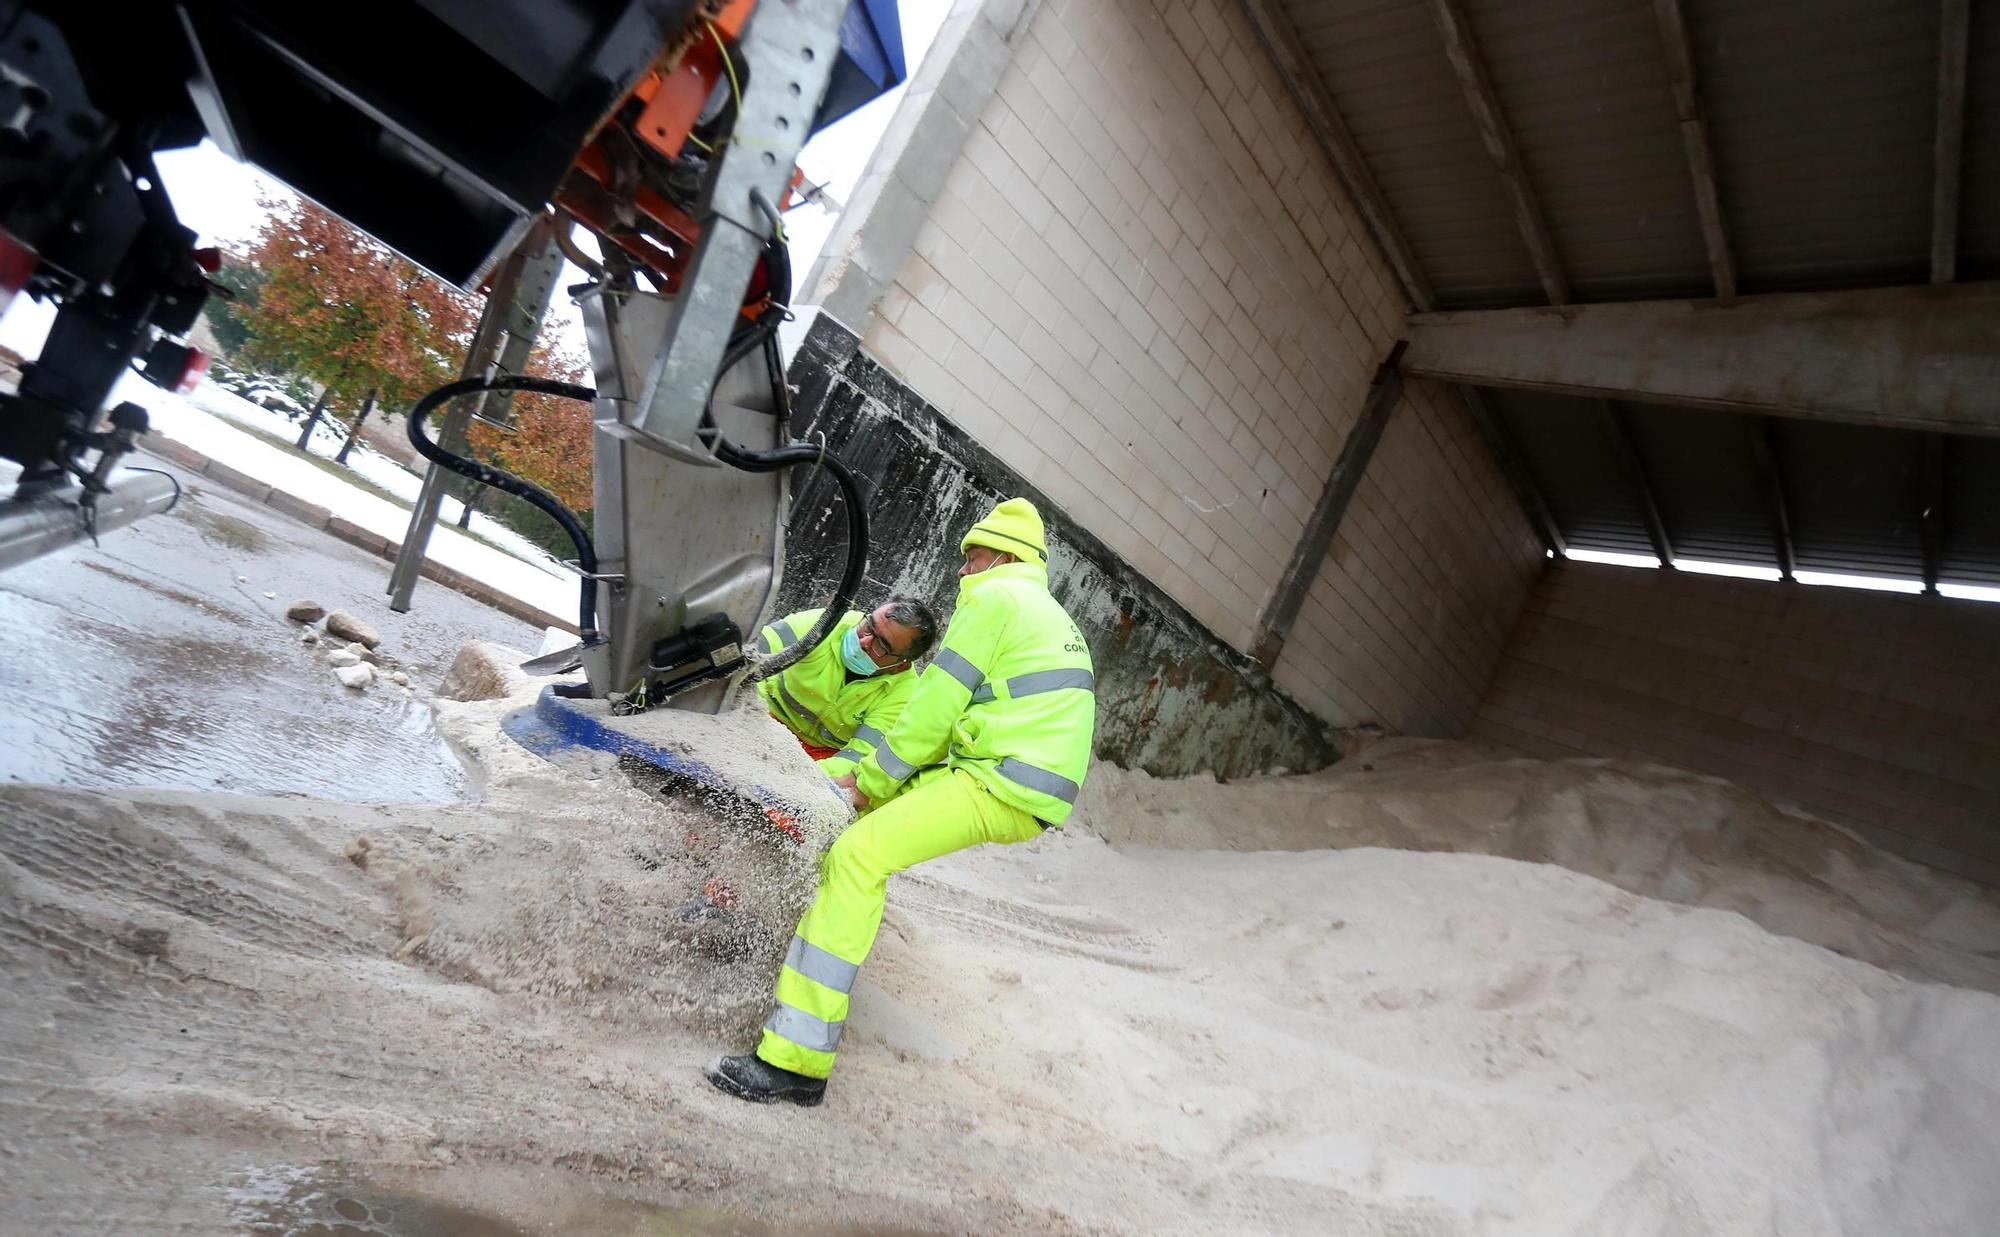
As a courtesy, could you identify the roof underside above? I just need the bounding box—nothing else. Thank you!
[1279,0,2000,588]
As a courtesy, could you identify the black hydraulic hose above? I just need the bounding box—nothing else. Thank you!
[406,374,602,640]
[401,224,860,684]
[712,344,869,686]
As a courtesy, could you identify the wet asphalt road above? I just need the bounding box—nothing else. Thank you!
[0,460,544,802]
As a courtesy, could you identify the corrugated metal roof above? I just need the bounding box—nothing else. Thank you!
[1485,389,1657,559]
[1481,389,1994,585]
[1460,0,1712,302]
[1619,403,1772,567]
[1270,0,2000,588]
[1690,0,1936,292]
[1286,0,1542,307]
[1775,419,1927,579]
[1280,0,1997,302]
[1959,0,2000,281]
[1942,436,2000,587]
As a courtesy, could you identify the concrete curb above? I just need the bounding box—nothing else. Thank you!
[139,434,579,634]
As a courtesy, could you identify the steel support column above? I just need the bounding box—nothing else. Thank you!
[386,217,562,612]
[1250,343,1406,670]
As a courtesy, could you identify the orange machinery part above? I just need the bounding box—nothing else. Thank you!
[550,0,804,303]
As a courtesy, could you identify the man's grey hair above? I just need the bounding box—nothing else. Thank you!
[880,595,940,661]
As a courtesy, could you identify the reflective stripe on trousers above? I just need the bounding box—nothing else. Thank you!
[784,933,861,992]
[755,768,1045,1080]
[765,1001,843,1053]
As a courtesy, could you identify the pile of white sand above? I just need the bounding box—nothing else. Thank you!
[2,670,1997,1234]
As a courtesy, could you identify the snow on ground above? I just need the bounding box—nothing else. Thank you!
[141,372,578,621]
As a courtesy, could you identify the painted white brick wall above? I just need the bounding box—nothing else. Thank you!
[860,0,1541,733]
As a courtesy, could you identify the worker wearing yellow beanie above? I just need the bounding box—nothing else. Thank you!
[708,497,1097,1105]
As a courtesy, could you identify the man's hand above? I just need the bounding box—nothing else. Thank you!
[832,772,867,812]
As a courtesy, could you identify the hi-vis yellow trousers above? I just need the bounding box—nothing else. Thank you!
[756,766,1044,1079]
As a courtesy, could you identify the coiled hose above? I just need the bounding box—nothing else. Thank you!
[404,347,868,685]
[406,374,602,640]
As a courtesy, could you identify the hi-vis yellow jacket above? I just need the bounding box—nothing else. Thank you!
[756,608,918,779]
[855,560,1096,825]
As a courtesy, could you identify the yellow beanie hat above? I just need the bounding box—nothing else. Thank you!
[960,497,1047,564]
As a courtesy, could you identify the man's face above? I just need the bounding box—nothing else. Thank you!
[959,545,1014,578]
[856,605,918,673]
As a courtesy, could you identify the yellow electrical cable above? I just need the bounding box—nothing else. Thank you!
[704,18,788,243]
[707,21,743,137]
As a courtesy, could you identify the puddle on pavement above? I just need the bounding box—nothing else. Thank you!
[228,1163,928,1236]
[0,576,467,803]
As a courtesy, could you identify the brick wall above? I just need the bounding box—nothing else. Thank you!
[850,0,1542,735]
[1474,562,2000,885]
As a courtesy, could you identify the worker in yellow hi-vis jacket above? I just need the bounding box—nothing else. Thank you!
[755,598,939,776]
[706,497,1097,1106]
[676,597,940,922]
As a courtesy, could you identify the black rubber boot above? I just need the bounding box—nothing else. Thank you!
[705,1054,826,1107]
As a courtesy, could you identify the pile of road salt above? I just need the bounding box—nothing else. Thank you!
[2,649,1996,1233]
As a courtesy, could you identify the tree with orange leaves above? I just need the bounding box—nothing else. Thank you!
[240,196,480,412]
[235,197,600,554]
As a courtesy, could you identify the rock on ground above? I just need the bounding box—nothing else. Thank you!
[285,600,326,623]
[327,650,361,668]
[324,609,382,650]
[438,641,536,702]
[334,662,374,689]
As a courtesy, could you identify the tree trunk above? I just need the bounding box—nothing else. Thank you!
[335,388,377,464]
[294,388,331,450]
[456,486,481,529]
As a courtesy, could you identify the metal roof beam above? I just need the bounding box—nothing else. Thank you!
[1237,0,1437,312]
[1457,385,1567,559]
[1649,0,1737,298]
[1922,433,1949,593]
[1598,400,1676,568]
[1745,417,1798,583]
[1429,0,1570,306]
[1934,0,1971,284]
[1402,283,2000,435]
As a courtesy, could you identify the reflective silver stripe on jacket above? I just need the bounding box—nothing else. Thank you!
[998,757,1082,804]
[831,725,886,762]
[784,935,860,993]
[777,681,840,744]
[770,619,800,649]
[765,1001,844,1053]
[931,647,985,692]
[970,667,1095,704]
[873,739,916,780]
[778,680,819,726]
